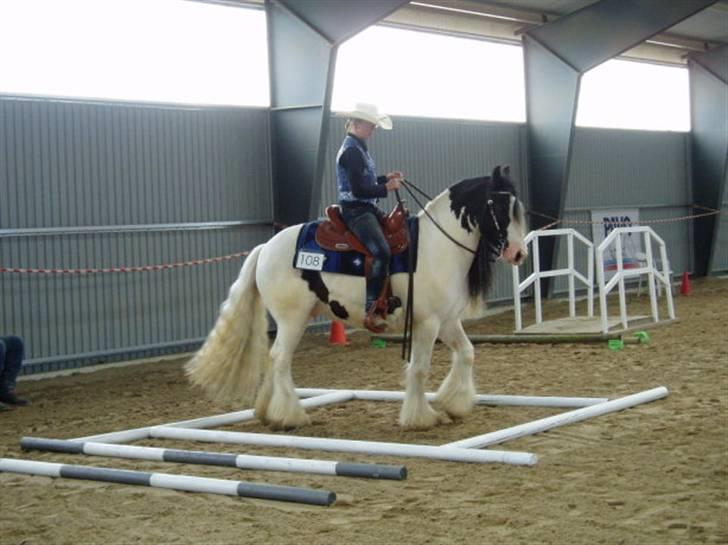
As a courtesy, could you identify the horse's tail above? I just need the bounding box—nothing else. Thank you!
[185,244,268,405]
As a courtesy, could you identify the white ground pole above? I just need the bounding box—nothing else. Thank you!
[147,427,538,466]
[20,437,407,480]
[74,389,607,444]
[295,388,610,408]
[443,386,669,449]
[0,458,336,506]
[61,387,667,468]
[76,390,356,443]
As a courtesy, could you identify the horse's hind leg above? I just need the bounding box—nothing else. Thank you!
[257,314,311,430]
[399,318,448,430]
[435,319,476,419]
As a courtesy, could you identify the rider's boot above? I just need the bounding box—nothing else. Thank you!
[363,278,391,334]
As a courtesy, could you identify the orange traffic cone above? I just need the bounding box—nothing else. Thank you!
[329,321,349,345]
[680,271,691,296]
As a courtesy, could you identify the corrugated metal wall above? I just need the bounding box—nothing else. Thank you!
[320,115,528,303]
[553,127,693,293]
[710,182,728,274]
[1,98,707,372]
[0,97,273,373]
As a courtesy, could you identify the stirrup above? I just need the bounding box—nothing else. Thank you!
[363,312,388,334]
[364,298,389,334]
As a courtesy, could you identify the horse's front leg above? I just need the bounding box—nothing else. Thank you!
[435,319,476,419]
[399,318,447,430]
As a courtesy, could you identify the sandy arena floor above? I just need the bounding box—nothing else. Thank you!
[1,278,726,545]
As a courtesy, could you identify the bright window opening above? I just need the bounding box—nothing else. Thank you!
[332,26,526,123]
[0,0,269,107]
[576,59,690,132]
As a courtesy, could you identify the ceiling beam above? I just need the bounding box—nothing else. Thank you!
[266,0,409,227]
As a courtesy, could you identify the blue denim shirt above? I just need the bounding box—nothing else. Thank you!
[336,135,380,206]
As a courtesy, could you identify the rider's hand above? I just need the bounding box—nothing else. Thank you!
[385,171,403,191]
[385,178,401,191]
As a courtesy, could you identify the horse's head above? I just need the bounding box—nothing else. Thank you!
[487,165,528,266]
[448,166,529,300]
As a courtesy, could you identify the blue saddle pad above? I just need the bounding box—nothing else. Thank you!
[293,217,418,276]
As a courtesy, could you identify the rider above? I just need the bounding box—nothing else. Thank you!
[336,103,403,332]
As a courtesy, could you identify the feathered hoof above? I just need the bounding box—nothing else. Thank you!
[267,412,312,431]
[254,410,270,426]
[434,396,475,420]
[398,405,451,430]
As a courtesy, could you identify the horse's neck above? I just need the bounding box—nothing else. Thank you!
[418,190,480,265]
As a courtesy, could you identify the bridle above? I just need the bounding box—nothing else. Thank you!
[484,193,512,258]
[400,179,511,258]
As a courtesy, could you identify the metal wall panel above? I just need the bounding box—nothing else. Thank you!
[320,115,527,303]
[0,97,273,371]
[553,127,692,293]
[711,190,728,273]
[566,128,690,208]
[1,97,704,370]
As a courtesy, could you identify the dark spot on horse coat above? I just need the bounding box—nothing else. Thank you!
[329,301,349,320]
[300,270,349,319]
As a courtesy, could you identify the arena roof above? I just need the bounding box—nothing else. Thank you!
[218,0,727,65]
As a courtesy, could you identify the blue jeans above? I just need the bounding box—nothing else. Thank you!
[341,204,390,309]
[0,336,24,394]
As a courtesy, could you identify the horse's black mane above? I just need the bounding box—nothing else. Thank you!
[448,165,518,301]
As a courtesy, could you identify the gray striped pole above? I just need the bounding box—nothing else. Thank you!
[21,437,407,480]
[0,458,336,506]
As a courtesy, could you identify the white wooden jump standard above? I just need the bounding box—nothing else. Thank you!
[0,458,336,506]
[20,437,407,480]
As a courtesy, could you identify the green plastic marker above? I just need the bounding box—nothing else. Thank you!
[634,331,650,344]
[608,339,624,351]
[371,338,387,349]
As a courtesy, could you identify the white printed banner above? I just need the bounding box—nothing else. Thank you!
[591,208,642,276]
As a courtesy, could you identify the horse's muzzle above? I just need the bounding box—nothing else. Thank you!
[503,245,527,266]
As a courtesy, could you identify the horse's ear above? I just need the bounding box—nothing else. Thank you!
[493,165,511,179]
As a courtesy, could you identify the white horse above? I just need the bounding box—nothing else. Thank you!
[186,166,528,430]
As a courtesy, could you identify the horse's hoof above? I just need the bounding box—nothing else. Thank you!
[435,400,474,420]
[254,412,270,425]
[399,409,450,430]
[268,413,311,430]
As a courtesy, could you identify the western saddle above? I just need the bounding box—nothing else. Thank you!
[315,203,410,332]
[315,203,410,265]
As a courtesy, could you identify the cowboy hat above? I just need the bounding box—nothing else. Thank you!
[337,102,393,130]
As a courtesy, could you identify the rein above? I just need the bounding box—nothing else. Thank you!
[394,189,416,363]
[400,179,507,258]
[400,180,477,255]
